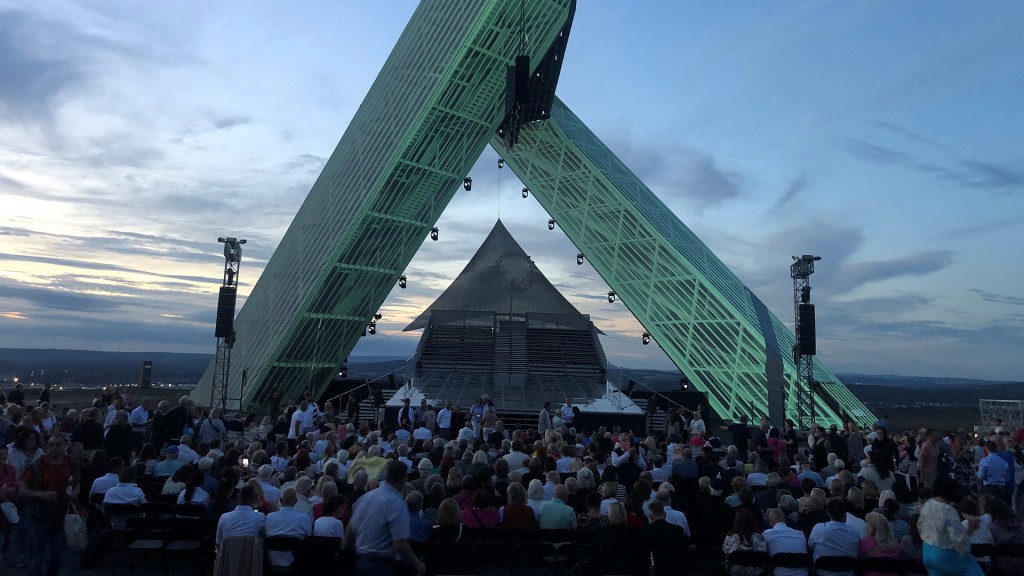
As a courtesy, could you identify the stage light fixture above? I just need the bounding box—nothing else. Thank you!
[576,253,584,265]
[548,219,555,230]
[374,313,383,321]
[430,227,439,241]
[680,378,689,390]
[498,158,505,169]
[463,177,472,191]
[399,275,407,289]
[522,187,529,198]
[368,322,377,335]
[642,332,651,345]
[608,291,616,304]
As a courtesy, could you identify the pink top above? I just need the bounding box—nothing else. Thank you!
[859,536,903,576]
[462,506,500,529]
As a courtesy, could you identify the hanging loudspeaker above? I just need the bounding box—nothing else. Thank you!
[798,303,816,356]
[215,286,237,338]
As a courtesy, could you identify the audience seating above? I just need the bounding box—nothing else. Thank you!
[262,535,303,576]
[727,550,770,573]
[769,552,811,574]
[814,555,858,574]
[126,516,168,576]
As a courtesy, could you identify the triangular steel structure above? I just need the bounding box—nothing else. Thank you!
[193,0,874,427]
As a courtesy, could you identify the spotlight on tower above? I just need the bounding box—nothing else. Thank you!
[642,332,651,346]
[576,253,584,265]
[522,187,529,198]
[399,275,407,289]
[463,177,472,191]
[374,313,383,321]
[430,227,439,241]
[548,219,555,231]
[680,378,689,390]
[367,322,377,335]
[607,291,617,304]
[498,158,505,169]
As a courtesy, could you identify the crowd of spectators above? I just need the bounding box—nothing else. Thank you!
[1,384,1023,576]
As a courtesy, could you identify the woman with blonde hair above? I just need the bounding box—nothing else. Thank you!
[445,466,464,497]
[429,498,464,543]
[576,466,596,490]
[860,512,903,576]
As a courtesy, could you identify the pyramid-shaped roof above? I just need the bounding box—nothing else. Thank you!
[404,220,589,331]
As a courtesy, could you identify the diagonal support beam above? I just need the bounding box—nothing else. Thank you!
[493,97,874,425]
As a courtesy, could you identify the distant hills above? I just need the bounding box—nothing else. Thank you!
[0,349,1018,396]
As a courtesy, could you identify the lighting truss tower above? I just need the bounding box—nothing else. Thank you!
[791,255,820,428]
[211,237,246,412]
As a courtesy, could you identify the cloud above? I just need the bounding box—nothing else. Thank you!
[0,280,123,312]
[874,121,938,147]
[604,135,743,210]
[0,11,81,122]
[211,115,251,130]
[836,138,909,165]
[968,288,1024,307]
[769,173,810,213]
[830,250,954,293]
[0,251,219,285]
[838,135,1023,193]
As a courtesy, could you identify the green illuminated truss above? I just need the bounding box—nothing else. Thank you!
[194,0,874,427]
[495,99,872,426]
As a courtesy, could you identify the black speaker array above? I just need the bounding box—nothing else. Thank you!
[797,303,816,356]
[215,286,237,338]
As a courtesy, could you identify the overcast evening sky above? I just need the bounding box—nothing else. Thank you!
[0,1,1022,382]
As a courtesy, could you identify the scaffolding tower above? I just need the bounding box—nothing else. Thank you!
[211,237,246,412]
[791,255,820,428]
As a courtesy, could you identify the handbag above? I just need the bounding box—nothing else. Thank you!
[64,501,88,552]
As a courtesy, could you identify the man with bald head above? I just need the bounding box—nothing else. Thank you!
[265,487,312,567]
[764,507,808,576]
[539,484,576,530]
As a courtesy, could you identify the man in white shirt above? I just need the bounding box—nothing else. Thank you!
[264,488,312,566]
[257,465,281,505]
[654,489,690,536]
[764,508,809,576]
[560,397,575,426]
[129,399,150,449]
[503,440,529,470]
[808,499,860,576]
[89,458,124,499]
[436,401,453,439]
[456,421,475,444]
[176,435,199,464]
[412,423,432,442]
[288,401,307,444]
[216,484,266,546]
[103,467,147,529]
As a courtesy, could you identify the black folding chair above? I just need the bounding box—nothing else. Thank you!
[814,555,857,575]
[173,503,206,519]
[263,535,304,576]
[517,541,560,575]
[126,516,167,576]
[727,550,770,573]
[858,556,911,576]
[473,541,517,575]
[595,545,645,576]
[771,552,811,575]
[164,517,207,575]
